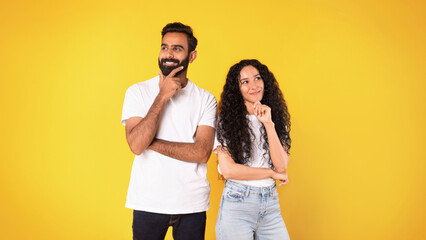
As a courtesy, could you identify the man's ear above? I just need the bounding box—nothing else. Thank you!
[189,50,197,63]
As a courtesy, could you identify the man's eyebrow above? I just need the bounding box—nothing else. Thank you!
[161,43,185,49]
[172,44,185,49]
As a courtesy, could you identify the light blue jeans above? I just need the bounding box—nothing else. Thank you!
[216,180,290,240]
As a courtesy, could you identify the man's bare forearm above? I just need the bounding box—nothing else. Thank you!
[148,138,212,163]
[126,95,168,155]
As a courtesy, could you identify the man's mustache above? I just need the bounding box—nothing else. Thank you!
[160,58,180,64]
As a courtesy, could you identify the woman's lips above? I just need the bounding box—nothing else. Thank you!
[249,90,261,95]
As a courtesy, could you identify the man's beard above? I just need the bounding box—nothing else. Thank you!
[158,56,190,77]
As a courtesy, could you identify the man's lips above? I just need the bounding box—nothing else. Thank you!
[164,61,178,66]
[161,59,179,66]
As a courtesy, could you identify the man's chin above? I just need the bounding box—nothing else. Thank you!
[160,67,175,76]
[160,66,185,76]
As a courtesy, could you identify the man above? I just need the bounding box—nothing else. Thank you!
[121,22,217,240]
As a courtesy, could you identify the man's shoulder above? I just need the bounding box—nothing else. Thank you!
[132,76,159,88]
[188,80,215,99]
[126,76,159,93]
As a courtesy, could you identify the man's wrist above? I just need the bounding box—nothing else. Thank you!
[156,93,169,103]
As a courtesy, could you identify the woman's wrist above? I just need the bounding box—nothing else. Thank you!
[270,169,277,179]
[263,121,275,129]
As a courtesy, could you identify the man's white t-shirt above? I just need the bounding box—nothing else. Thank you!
[214,115,275,187]
[121,76,217,214]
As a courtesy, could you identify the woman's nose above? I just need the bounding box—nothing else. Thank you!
[250,82,259,90]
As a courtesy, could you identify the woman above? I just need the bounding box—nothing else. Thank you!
[215,59,291,240]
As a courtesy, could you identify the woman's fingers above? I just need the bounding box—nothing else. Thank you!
[253,102,266,117]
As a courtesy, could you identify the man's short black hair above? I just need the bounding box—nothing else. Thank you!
[162,22,198,53]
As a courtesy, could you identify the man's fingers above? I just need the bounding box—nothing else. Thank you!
[158,71,164,82]
[174,80,182,89]
[171,79,183,91]
[168,66,184,77]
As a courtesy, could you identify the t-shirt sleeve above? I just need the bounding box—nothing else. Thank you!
[198,93,217,128]
[121,84,146,126]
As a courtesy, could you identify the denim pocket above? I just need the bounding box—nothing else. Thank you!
[224,188,246,202]
[271,189,279,201]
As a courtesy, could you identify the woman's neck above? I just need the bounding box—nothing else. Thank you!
[245,101,255,115]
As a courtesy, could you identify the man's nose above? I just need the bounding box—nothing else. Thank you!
[165,48,174,58]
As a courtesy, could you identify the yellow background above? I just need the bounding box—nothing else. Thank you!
[1,0,425,239]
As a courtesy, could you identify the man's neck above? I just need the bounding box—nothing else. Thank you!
[177,74,189,88]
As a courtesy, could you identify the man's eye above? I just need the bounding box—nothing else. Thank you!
[174,48,181,51]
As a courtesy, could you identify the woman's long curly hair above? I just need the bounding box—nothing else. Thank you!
[217,59,291,166]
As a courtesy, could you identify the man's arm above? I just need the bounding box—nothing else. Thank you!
[125,67,184,155]
[125,96,166,155]
[148,125,215,163]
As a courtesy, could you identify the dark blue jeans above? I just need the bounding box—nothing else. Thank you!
[133,210,206,240]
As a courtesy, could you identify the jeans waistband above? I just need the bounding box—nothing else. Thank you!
[225,180,276,195]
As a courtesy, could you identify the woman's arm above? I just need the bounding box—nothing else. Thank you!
[264,122,289,173]
[253,102,289,173]
[217,146,287,182]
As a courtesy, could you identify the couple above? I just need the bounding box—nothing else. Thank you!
[121,22,291,240]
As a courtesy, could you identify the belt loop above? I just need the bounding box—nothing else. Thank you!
[245,185,250,197]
